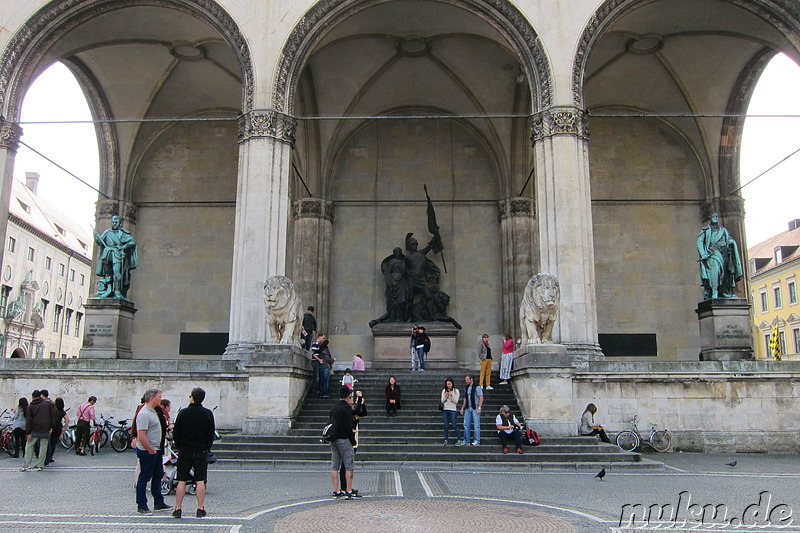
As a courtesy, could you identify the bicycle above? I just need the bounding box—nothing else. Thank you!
[87,415,114,455]
[616,414,672,452]
[109,418,132,452]
[0,409,15,456]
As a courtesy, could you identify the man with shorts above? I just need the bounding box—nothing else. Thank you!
[171,387,216,518]
[329,386,360,499]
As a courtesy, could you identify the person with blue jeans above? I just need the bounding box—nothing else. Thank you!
[318,339,335,398]
[460,374,483,446]
[441,379,464,445]
[415,326,430,371]
[135,388,170,514]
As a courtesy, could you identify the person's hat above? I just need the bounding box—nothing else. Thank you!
[418,326,426,331]
[339,386,352,398]
[308,306,315,312]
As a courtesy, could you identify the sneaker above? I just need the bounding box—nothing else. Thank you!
[332,491,345,498]
[443,440,449,446]
[154,502,171,511]
[172,509,182,519]
[485,386,493,390]
[502,447,508,454]
[419,368,425,371]
[350,489,359,495]
[196,509,207,518]
[137,507,152,514]
[499,381,508,385]
[19,467,29,472]
[517,448,524,454]
[454,440,465,446]
[32,467,43,471]
[470,442,479,446]
[345,491,362,499]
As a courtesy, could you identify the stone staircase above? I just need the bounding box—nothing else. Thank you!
[214,369,648,466]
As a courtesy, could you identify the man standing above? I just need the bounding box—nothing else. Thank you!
[460,375,483,446]
[415,326,430,371]
[172,387,215,519]
[74,395,97,456]
[477,334,493,390]
[310,333,326,396]
[329,386,360,499]
[409,325,419,371]
[20,390,55,472]
[135,388,170,514]
[301,306,317,351]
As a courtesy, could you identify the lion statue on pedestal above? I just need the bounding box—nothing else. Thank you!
[519,273,561,345]
[264,275,303,345]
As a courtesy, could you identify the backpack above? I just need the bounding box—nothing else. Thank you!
[525,428,540,446]
[322,420,336,443]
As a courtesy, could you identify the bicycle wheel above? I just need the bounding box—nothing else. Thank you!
[59,431,74,450]
[1,432,14,455]
[616,430,640,452]
[98,430,109,449]
[161,466,175,496]
[650,430,672,452]
[111,429,129,452]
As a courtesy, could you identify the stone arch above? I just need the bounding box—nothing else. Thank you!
[0,0,255,123]
[9,347,26,358]
[273,0,553,115]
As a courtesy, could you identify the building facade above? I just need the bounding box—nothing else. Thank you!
[1,0,798,363]
[749,219,800,360]
[1,172,92,359]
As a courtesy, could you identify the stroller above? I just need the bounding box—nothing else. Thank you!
[160,443,217,495]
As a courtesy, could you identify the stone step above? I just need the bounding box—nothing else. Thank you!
[223,432,598,444]
[214,442,625,454]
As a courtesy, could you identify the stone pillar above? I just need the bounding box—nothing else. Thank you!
[512,344,576,436]
[530,107,601,360]
[0,119,22,272]
[225,110,297,358]
[79,298,137,359]
[499,197,538,340]
[292,198,334,328]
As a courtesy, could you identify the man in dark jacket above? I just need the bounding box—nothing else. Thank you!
[329,386,359,499]
[21,390,55,471]
[301,306,317,350]
[171,387,215,519]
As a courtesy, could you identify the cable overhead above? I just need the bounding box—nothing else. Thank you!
[18,140,108,199]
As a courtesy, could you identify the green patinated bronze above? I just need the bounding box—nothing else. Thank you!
[94,216,138,300]
[697,212,743,300]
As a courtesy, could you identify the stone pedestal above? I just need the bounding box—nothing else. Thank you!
[512,344,577,436]
[79,298,137,359]
[371,322,459,369]
[695,298,754,361]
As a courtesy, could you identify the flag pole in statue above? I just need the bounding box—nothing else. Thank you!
[424,184,447,273]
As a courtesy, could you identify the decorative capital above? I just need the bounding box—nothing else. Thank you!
[498,197,536,220]
[96,200,138,225]
[701,196,744,222]
[530,106,589,143]
[293,198,335,223]
[238,110,296,145]
[0,118,22,152]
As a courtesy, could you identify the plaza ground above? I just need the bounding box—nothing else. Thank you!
[1,449,799,532]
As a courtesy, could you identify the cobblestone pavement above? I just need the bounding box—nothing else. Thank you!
[1,450,799,532]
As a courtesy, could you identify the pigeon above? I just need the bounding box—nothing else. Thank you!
[595,467,606,480]
[726,461,737,467]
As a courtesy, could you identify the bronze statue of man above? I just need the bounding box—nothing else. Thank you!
[94,215,138,299]
[697,212,742,299]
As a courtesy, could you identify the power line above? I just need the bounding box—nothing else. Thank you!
[18,140,108,199]
[733,145,800,195]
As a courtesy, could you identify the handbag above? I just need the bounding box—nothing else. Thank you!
[438,401,444,411]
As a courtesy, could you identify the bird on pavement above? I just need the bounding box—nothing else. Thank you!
[595,467,606,480]
[726,461,737,467]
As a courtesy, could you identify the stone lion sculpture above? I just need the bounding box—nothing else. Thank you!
[519,273,561,345]
[264,275,303,345]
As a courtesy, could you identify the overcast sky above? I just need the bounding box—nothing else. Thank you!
[10,54,800,247]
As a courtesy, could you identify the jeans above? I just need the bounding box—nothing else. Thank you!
[415,346,425,370]
[319,365,331,398]
[136,448,165,509]
[442,410,461,441]
[463,408,480,444]
[311,359,321,394]
[46,431,60,463]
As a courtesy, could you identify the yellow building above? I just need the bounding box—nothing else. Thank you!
[748,219,800,360]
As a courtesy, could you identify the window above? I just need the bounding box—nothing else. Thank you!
[27,247,35,261]
[69,269,75,282]
[774,287,783,309]
[0,285,10,317]
[760,292,768,313]
[58,263,65,276]
[7,236,15,252]
[779,331,787,355]
[17,199,30,213]
[64,309,72,336]
[49,351,56,359]
[79,274,85,286]
[789,281,797,305]
[53,305,63,332]
[764,334,771,356]
[45,256,52,270]
[793,328,800,354]
[75,312,83,337]
[55,224,65,236]
[77,239,87,251]
[40,299,48,321]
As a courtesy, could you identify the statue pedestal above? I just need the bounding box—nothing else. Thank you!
[371,322,459,369]
[79,298,137,359]
[695,298,754,361]
[512,344,576,436]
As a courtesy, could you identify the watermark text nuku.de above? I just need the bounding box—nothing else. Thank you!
[619,491,793,529]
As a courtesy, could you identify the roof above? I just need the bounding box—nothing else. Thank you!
[748,223,800,277]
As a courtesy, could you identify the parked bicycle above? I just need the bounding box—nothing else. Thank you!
[109,418,132,452]
[0,409,14,456]
[87,414,116,455]
[616,414,672,452]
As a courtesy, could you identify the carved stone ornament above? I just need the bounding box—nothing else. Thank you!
[498,197,536,221]
[273,0,553,113]
[519,273,561,345]
[264,275,303,345]
[96,199,138,224]
[238,110,297,145]
[0,0,254,118]
[530,107,589,143]
[0,119,22,152]
[293,198,335,222]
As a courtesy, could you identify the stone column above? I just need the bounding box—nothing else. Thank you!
[225,110,297,358]
[530,107,602,360]
[499,197,538,340]
[0,119,22,270]
[292,198,334,328]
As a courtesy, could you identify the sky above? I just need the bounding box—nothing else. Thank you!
[9,55,800,248]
